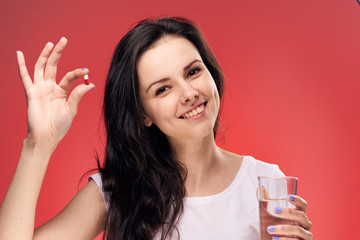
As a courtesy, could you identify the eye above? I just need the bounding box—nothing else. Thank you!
[187,67,201,78]
[155,86,169,96]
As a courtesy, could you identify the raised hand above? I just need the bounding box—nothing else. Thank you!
[17,37,94,145]
[0,37,95,240]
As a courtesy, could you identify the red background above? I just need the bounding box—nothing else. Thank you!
[1,0,359,239]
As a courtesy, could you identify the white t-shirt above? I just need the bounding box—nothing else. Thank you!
[90,156,284,240]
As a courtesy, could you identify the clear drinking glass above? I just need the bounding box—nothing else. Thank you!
[258,176,298,240]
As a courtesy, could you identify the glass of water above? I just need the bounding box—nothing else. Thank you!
[258,176,298,240]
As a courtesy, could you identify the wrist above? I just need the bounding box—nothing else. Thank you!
[23,135,58,154]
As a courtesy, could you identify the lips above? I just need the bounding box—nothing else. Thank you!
[179,102,207,119]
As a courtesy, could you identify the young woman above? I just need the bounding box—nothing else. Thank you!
[0,17,312,240]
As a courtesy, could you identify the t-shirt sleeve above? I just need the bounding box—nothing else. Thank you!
[270,164,286,177]
[247,156,286,178]
[89,172,110,211]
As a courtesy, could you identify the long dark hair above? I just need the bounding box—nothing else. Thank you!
[99,17,224,240]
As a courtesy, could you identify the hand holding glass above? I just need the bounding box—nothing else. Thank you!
[258,176,298,240]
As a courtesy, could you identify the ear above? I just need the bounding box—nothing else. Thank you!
[144,116,152,127]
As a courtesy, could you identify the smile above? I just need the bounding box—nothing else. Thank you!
[180,102,207,119]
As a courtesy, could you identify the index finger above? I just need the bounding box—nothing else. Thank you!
[289,195,308,212]
[44,37,68,81]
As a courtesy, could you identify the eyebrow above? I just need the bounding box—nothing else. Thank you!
[145,59,202,93]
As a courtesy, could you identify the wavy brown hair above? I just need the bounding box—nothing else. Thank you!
[99,17,224,239]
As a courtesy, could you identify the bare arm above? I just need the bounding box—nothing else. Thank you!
[34,180,107,240]
[0,38,100,239]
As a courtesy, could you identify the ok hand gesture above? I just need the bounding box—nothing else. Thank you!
[17,37,94,146]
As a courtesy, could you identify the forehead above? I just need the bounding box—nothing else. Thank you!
[137,35,201,86]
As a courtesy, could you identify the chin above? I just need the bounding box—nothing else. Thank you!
[186,124,215,140]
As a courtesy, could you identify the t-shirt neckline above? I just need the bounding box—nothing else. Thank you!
[183,155,249,204]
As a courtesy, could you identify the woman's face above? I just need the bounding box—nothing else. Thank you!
[137,35,220,141]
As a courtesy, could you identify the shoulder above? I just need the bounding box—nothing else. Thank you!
[242,155,285,177]
[221,150,244,172]
[89,172,110,211]
[219,149,285,178]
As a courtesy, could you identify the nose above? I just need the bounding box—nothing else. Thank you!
[180,82,199,104]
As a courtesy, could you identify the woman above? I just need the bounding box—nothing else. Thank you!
[0,17,312,240]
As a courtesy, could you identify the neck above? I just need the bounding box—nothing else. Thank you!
[168,133,224,195]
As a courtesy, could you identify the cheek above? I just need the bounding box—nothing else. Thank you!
[144,99,176,125]
[207,78,220,106]
[208,82,221,116]
[214,85,220,104]
[212,92,221,116]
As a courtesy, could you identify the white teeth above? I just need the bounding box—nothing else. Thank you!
[182,103,205,119]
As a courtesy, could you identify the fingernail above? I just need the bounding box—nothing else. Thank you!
[267,226,275,232]
[289,195,296,201]
[272,237,279,240]
[81,68,88,70]
[89,86,95,91]
[275,207,282,213]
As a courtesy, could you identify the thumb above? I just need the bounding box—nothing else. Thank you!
[258,186,271,200]
[67,83,95,115]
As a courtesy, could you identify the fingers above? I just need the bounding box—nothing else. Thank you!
[67,83,95,116]
[289,195,307,212]
[34,42,54,83]
[267,194,312,239]
[18,37,67,89]
[58,68,89,92]
[273,195,311,230]
[16,51,32,92]
[44,37,68,81]
[273,207,312,230]
[261,186,271,200]
[267,224,313,240]
[61,68,94,116]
